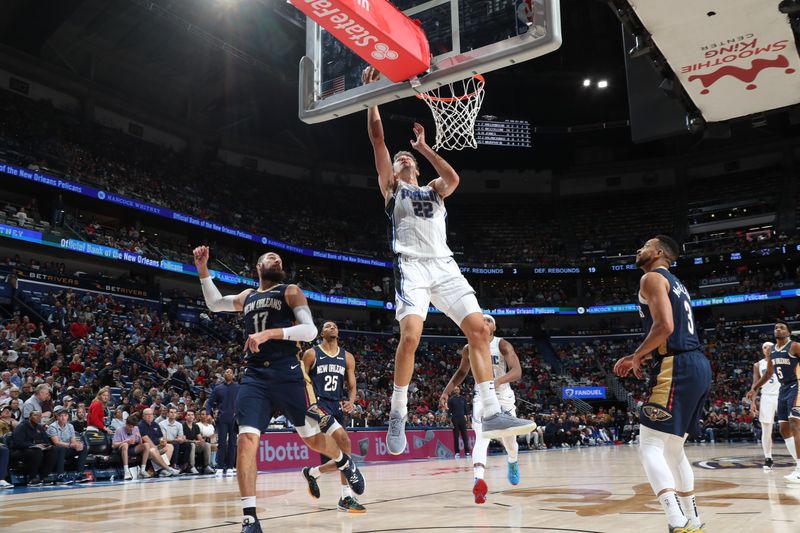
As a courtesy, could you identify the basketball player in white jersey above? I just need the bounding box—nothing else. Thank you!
[440,315,523,504]
[750,341,779,470]
[363,66,534,455]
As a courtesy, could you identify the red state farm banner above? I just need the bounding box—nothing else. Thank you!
[290,0,430,83]
[256,428,475,471]
[628,0,800,122]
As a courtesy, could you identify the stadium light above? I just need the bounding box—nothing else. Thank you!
[582,78,591,87]
[597,80,608,89]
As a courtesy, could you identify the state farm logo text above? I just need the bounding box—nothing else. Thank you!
[304,0,398,60]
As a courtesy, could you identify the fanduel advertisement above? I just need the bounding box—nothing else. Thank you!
[562,386,606,400]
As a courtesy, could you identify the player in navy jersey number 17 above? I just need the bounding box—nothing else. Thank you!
[748,320,800,484]
[193,247,364,533]
[613,236,711,533]
[363,66,535,456]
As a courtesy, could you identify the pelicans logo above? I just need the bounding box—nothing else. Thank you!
[694,455,795,470]
[641,404,673,422]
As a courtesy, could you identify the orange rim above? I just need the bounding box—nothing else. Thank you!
[415,74,485,103]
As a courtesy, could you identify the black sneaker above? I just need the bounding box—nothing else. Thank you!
[337,496,367,513]
[764,458,774,471]
[340,459,365,495]
[28,477,43,487]
[302,467,320,499]
[240,516,263,533]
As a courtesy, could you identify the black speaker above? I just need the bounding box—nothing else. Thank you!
[622,27,691,143]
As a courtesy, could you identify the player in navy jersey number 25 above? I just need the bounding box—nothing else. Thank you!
[193,247,364,533]
[614,236,711,533]
[301,321,366,513]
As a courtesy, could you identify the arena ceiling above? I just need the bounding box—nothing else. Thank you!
[0,0,797,170]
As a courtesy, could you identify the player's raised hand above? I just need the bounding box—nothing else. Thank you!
[193,246,209,267]
[362,66,381,85]
[410,122,427,151]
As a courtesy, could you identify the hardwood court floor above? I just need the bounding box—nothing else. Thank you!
[2,443,799,532]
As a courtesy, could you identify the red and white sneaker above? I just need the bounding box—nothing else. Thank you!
[473,478,488,504]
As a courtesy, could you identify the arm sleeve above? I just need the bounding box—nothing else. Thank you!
[281,305,318,342]
[200,276,239,312]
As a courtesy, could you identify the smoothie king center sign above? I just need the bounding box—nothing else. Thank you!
[629,0,800,122]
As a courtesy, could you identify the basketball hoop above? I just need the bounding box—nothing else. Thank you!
[416,74,485,151]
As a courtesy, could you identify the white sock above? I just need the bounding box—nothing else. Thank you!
[341,485,352,498]
[761,423,773,458]
[658,491,686,527]
[678,495,700,527]
[309,466,321,479]
[786,436,798,460]
[391,383,409,416]
[474,465,485,479]
[502,436,519,462]
[241,495,256,515]
[476,381,500,417]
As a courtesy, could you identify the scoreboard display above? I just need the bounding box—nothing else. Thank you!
[474,117,531,148]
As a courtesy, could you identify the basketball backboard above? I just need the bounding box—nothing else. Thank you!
[298,0,562,123]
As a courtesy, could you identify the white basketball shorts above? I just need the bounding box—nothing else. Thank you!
[393,256,481,325]
[760,393,778,424]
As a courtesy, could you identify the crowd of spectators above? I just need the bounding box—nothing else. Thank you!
[3,88,796,274]
[0,270,797,487]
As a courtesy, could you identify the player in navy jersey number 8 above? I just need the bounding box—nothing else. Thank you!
[748,320,800,484]
[363,66,535,456]
[193,247,364,533]
[613,236,711,533]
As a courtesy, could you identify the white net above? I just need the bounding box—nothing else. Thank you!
[416,74,485,151]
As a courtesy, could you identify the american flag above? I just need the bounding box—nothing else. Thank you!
[321,75,346,98]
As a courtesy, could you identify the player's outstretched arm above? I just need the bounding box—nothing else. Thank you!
[193,245,250,312]
[363,67,394,200]
[301,348,316,376]
[243,285,318,352]
[410,122,459,199]
[790,342,800,357]
[440,346,472,409]
[494,339,522,387]
[748,353,774,399]
[614,273,671,379]
[343,351,358,413]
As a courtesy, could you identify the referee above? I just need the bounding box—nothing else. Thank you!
[447,387,470,458]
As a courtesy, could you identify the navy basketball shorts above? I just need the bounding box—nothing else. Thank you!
[237,365,317,435]
[316,398,345,435]
[639,351,712,437]
[777,382,800,422]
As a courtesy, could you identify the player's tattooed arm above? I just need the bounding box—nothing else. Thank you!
[748,351,774,400]
[440,345,471,409]
[342,351,357,413]
[494,339,521,387]
[301,348,316,376]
